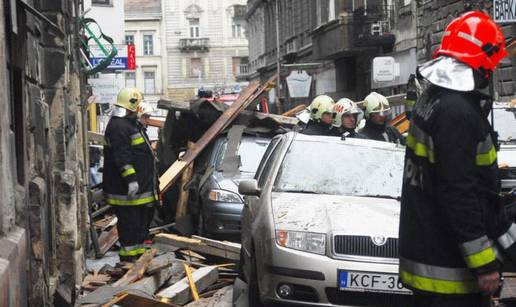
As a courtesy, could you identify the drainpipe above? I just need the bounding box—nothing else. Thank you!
[275,0,282,113]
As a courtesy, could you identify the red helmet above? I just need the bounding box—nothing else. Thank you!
[435,11,507,72]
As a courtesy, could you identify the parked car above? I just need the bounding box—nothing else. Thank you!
[239,132,411,306]
[195,128,272,239]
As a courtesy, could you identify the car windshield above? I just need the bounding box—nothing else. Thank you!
[216,136,271,174]
[491,108,516,143]
[274,140,404,198]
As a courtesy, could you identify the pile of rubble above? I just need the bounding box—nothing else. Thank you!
[79,233,241,307]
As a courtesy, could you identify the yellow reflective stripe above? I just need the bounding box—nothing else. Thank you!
[106,194,158,206]
[476,145,496,166]
[119,247,146,257]
[121,168,136,178]
[131,137,145,146]
[464,247,496,269]
[406,134,436,163]
[400,270,479,294]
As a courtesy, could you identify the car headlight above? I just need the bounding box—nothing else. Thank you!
[208,189,243,203]
[276,230,326,255]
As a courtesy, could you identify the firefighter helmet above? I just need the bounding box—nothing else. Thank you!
[364,92,391,118]
[333,98,362,127]
[116,88,144,112]
[435,11,507,72]
[308,95,335,120]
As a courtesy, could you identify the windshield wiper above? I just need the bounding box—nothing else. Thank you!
[356,194,401,201]
[278,189,318,194]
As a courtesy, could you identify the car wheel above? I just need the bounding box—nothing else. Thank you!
[248,251,263,307]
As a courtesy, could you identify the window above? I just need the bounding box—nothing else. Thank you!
[232,19,245,38]
[144,71,156,94]
[189,18,200,38]
[143,34,153,55]
[125,34,134,45]
[190,58,202,78]
[92,0,110,5]
[232,57,249,76]
[125,72,136,88]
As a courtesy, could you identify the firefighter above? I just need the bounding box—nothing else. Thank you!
[398,11,516,307]
[301,95,336,136]
[103,88,158,262]
[357,92,404,144]
[332,98,363,138]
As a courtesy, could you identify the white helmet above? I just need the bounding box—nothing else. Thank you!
[137,102,155,118]
[333,98,363,128]
[363,92,391,118]
[308,95,335,121]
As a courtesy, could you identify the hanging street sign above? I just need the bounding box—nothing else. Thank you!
[89,44,136,70]
[494,0,516,23]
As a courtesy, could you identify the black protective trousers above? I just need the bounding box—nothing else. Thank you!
[411,293,491,307]
[113,204,154,248]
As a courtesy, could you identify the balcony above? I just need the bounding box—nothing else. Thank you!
[235,63,252,81]
[179,38,209,52]
[312,6,396,59]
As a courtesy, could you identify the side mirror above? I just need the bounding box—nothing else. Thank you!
[238,179,261,197]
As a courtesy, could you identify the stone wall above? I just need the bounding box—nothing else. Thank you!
[0,0,89,305]
[416,0,515,100]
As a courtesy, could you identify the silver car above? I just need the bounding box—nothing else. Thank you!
[239,132,412,306]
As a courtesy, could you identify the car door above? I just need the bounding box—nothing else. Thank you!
[241,137,281,259]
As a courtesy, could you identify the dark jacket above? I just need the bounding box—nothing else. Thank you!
[103,116,158,206]
[301,121,336,136]
[333,127,358,138]
[399,85,516,295]
[357,120,405,145]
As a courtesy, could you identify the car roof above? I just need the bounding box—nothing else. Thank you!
[289,132,406,151]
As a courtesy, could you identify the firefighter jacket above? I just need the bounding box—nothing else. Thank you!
[357,120,405,145]
[301,121,336,136]
[103,116,158,206]
[399,85,516,295]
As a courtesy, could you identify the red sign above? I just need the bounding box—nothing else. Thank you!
[127,44,136,70]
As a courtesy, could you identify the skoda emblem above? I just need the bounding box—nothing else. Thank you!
[371,235,387,246]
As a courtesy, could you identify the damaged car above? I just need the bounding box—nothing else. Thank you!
[239,132,411,306]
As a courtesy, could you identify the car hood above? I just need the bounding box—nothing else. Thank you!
[271,192,400,238]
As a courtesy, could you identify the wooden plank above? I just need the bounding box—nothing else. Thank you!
[246,110,299,127]
[112,293,177,307]
[146,253,176,275]
[113,249,158,287]
[96,226,119,258]
[144,117,165,129]
[191,236,241,254]
[176,142,195,218]
[183,263,200,302]
[154,234,240,261]
[159,75,276,193]
[281,104,306,117]
[88,131,106,144]
[157,266,219,305]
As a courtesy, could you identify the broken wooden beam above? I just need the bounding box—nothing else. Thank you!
[157,266,219,305]
[176,141,195,218]
[153,234,240,261]
[159,75,277,194]
[113,249,158,287]
[191,236,241,255]
[96,226,119,258]
[146,252,176,275]
[281,104,306,117]
[106,293,177,307]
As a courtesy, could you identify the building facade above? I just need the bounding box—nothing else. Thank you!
[0,0,89,305]
[246,0,515,111]
[163,0,250,102]
[246,0,396,112]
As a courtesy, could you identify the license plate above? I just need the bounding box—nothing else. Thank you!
[338,270,411,294]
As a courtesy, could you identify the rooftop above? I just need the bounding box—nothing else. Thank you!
[124,0,161,20]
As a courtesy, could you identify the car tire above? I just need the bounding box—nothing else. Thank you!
[248,251,263,307]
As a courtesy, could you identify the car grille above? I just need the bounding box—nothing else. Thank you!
[333,235,399,258]
[325,288,412,306]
